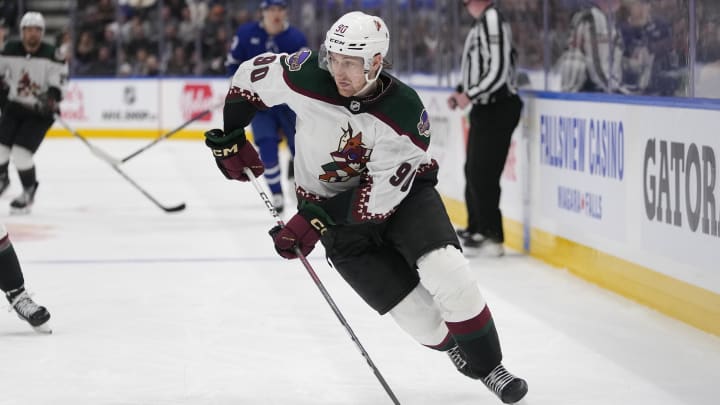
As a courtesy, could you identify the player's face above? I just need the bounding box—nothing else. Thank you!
[22,26,43,50]
[262,6,287,35]
[328,52,368,97]
[463,0,486,19]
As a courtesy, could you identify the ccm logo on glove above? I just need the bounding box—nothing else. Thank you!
[310,218,327,235]
[211,143,240,157]
[269,207,330,259]
[204,128,264,182]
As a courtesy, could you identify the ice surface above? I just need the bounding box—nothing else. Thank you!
[1,138,718,404]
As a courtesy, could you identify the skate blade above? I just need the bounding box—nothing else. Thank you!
[31,322,52,334]
[9,206,32,215]
[463,245,505,258]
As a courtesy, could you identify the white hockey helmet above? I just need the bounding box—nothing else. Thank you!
[20,11,45,33]
[324,11,389,72]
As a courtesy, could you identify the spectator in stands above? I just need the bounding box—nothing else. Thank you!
[177,6,198,45]
[123,15,155,57]
[86,45,117,76]
[559,0,626,93]
[698,18,720,63]
[165,44,192,75]
[145,54,160,76]
[165,0,186,21]
[224,0,307,213]
[204,25,229,75]
[201,4,229,75]
[620,0,680,95]
[131,47,151,75]
[73,30,97,75]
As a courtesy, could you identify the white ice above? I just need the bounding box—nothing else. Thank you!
[1,138,718,405]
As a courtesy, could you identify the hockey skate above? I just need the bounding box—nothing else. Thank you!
[462,233,505,257]
[481,364,528,404]
[447,345,527,404]
[6,288,52,334]
[10,182,38,214]
[456,228,471,242]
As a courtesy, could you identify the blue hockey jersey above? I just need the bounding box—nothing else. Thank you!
[225,21,307,76]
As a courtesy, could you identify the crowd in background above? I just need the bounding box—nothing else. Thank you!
[1,0,720,98]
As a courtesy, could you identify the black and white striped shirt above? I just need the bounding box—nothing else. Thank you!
[560,4,624,93]
[460,5,516,104]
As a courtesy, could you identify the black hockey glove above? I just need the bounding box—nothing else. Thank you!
[36,87,62,117]
[204,128,264,181]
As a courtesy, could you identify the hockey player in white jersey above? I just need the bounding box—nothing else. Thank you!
[0,223,51,333]
[204,11,527,404]
[0,11,68,213]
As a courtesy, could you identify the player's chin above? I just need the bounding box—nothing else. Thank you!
[335,83,354,97]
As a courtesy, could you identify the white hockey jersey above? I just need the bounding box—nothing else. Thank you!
[0,40,68,109]
[228,49,437,224]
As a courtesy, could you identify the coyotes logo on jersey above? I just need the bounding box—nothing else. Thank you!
[319,123,372,182]
[17,70,40,98]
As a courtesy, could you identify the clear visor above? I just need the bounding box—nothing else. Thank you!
[320,43,370,75]
[328,54,366,76]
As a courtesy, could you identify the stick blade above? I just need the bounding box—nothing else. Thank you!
[163,202,187,213]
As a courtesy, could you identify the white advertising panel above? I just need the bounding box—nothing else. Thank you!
[58,78,231,130]
[528,97,720,293]
[534,101,628,241]
[634,108,720,287]
[61,79,161,128]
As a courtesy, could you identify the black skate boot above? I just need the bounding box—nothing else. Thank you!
[481,364,528,404]
[10,181,38,214]
[456,228,471,243]
[447,345,528,403]
[447,344,482,379]
[6,287,52,333]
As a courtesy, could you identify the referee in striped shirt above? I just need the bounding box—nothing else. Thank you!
[448,0,523,256]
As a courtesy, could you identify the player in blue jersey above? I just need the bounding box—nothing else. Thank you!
[225,0,307,213]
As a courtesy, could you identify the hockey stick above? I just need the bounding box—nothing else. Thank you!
[120,101,223,164]
[54,115,186,213]
[243,168,401,405]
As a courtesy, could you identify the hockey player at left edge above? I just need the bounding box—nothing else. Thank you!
[1,223,51,333]
[0,11,68,214]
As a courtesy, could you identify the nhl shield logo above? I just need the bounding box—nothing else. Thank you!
[349,100,361,112]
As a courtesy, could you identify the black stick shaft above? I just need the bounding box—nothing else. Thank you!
[120,108,214,164]
[244,168,401,405]
[55,115,186,213]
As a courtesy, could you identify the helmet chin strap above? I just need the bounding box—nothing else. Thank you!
[354,65,384,97]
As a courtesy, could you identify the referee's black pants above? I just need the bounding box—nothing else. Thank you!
[464,94,523,242]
